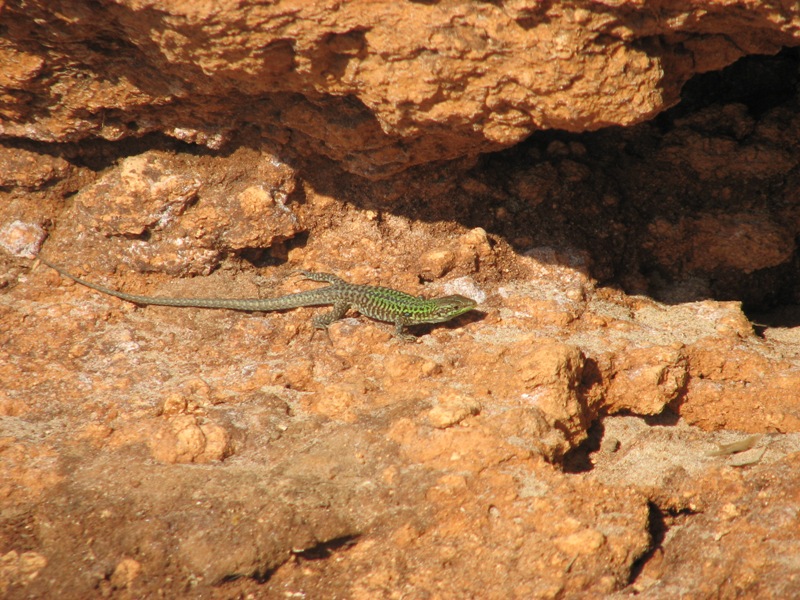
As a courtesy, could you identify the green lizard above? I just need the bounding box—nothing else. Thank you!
[38,258,477,340]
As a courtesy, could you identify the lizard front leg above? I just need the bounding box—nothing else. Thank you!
[393,320,417,342]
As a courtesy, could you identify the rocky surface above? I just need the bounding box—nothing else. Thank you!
[3,1,800,599]
[4,1,800,176]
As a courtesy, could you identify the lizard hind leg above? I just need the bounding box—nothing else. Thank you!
[310,300,350,341]
[298,270,346,285]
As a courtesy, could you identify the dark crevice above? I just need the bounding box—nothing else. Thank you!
[240,231,311,269]
[640,406,681,427]
[0,132,208,172]
[628,502,699,587]
[220,564,277,585]
[628,501,666,585]
[292,534,360,561]
[665,47,800,122]
[219,535,360,585]
[749,303,800,330]
[562,403,684,475]
[562,419,604,473]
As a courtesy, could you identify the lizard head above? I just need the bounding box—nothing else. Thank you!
[419,294,477,324]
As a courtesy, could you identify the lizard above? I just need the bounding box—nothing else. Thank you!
[37,257,478,340]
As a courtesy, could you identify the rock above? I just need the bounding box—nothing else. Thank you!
[2,2,798,175]
[4,2,800,597]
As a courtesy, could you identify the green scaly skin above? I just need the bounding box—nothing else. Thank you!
[39,258,477,340]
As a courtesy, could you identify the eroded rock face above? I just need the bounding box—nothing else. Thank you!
[4,1,800,598]
[2,0,799,176]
